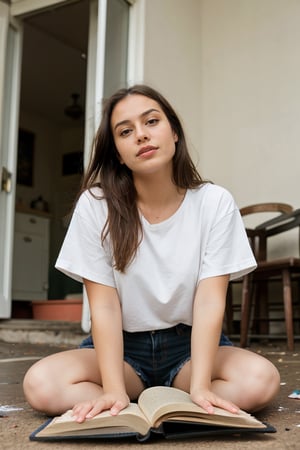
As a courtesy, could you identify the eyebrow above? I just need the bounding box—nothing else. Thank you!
[113,108,160,131]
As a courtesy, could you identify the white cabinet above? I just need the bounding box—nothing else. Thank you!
[12,212,50,300]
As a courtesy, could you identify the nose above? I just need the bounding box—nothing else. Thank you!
[137,135,149,143]
[136,125,150,143]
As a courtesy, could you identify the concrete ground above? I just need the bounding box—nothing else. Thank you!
[0,320,300,449]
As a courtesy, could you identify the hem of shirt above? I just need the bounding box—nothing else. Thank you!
[55,262,116,288]
[198,260,257,283]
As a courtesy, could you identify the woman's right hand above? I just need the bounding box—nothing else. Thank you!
[72,391,130,423]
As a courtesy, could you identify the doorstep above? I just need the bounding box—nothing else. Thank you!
[0,319,89,346]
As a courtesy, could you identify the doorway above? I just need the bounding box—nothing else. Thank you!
[0,0,132,320]
[12,0,89,316]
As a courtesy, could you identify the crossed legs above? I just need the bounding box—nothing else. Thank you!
[23,345,280,416]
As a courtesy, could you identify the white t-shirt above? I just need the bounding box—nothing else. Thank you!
[55,183,256,332]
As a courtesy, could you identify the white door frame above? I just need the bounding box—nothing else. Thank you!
[127,0,145,85]
[0,2,23,317]
[81,0,107,332]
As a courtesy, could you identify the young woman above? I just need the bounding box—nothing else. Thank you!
[23,85,280,423]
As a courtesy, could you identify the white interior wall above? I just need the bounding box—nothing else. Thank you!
[142,0,300,257]
[143,0,300,207]
[142,0,202,162]
[197,0,300,210]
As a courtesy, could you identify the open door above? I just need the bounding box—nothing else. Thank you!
[0,0,139,323]
[0,2,22,318]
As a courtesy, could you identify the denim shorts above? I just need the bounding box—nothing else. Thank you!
[79,324,233,388]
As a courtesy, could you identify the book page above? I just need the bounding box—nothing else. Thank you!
[36,403,151,438]
[138,386,266,429]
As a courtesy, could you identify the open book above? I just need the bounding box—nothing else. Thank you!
[30,386,275,442]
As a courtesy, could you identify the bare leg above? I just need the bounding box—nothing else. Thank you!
[23,348,145,415]
[172,346,280,412]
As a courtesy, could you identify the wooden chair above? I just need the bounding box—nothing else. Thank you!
[238,204,300,351]
[225,203,293,337]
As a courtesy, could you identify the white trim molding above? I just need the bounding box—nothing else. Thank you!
[10,0,70,17]
[127,0,145,85]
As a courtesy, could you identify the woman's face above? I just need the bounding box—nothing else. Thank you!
[111,94,178,176]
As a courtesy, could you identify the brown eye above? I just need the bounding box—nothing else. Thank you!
[120,128,131,137]
[146,118,159,126]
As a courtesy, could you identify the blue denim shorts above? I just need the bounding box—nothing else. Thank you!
[79,324,232,388]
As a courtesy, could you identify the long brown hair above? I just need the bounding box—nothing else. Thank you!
[80,85,204,272]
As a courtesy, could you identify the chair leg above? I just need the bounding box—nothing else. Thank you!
[282,269,294,351]
[258,280,269,335]
[225,284,234,335]
[252,279,269,336]
[240,274,252,347]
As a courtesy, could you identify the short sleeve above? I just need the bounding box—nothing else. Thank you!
[198,189,257,281]
[55,190,116,287]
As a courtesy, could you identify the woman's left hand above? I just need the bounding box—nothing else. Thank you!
[190,387,240,415]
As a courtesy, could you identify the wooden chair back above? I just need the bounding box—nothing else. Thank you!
[240,202,293,216]
[239,203,293,261]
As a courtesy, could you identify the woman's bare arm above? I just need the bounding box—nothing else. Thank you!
[72,279,129,421]
[190,275,239,414]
